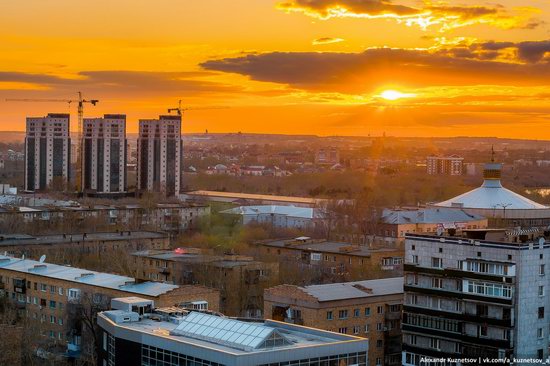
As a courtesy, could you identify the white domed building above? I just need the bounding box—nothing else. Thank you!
[430,161,550,227]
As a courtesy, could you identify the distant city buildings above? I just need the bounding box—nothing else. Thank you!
[426,155,463,176]
[264,277,403,366]
[98,297,369,366]
[403,229,550,364]
[82,114,127,194]
[316,147,340,165]
[24,113,71,191]
[137,115,183,196]
[221,205,321,230]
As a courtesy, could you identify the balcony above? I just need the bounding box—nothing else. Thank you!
[385,312,401,320]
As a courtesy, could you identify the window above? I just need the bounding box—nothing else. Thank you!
[538,328,544,339]
[326,311,333,320]
[49,300,56,309]
[477,304,488,317]
[103,332,108,351]
[538,349,544,360]
[354,308,360,317]
[539,286,545,297]
[364,324,370,333]
[431,257,442,269]
[376,357,382,366]
[465,280,512,298]
[430,338,440,350]
[377,305,384,314]
[478,324,488,337]
[58,318,63,325]
[411,255,419,264]
[58,287,64,296]
[50,285,56,294]
[353,325,360,334]
[376,322,384,331]
[338,327,347,334]
[432,278,443,289]
[409,335,417,345]
[438,248,443,253]
[365,307,371,316]
[40,283,47,292]
[541,264,546,276]
[539,307,545,319]
[50,315,56,324]
[338,310,348,319]
[376,340,383,348]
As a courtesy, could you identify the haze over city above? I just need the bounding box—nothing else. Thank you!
[1,0,550,138]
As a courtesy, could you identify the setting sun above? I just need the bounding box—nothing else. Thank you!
[379,90,415,101]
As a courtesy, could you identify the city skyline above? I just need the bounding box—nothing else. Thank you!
[1,1,549,138]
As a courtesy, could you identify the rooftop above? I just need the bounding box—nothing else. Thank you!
[221,205,316,219]
[183,190,326,205]
[132,250,262,268]
[300,277,404,302]
[260,238,400,257]
[99,309,366,355]
[381,208,485,225]
[0,255,179,297]
[0,231,168,247]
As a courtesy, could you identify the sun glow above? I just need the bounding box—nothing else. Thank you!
[379,90,416,101]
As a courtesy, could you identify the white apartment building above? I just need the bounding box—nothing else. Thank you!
[137,115,182,196]
[25,113,71,191]
[82,114,127,194]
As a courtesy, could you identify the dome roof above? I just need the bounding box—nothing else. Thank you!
[435,162,547,210]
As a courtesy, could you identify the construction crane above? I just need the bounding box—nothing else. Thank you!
[167,99,227,116]
[6,92,99,191]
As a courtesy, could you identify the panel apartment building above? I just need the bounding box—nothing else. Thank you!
[0,254,219,361]
[137,115,182,196]
[403,230,550,365]
[264,277,403,366]
[82,114,127,194]
[426,155,464,176]
[25,113,71,191]
[98,297,369,366]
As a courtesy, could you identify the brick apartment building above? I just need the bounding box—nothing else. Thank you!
[0,254,219,362]
[253,237,403,281]
[132,249,279,318]
[0,231,170,262]
[264,277,403,366]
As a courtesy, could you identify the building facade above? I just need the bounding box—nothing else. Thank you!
[403,231,550,365]
[25,113,71,191]
[137,115,182,196]
[82,114,127,194]
[426,155,463,176]
[132,249,279,318]
[97,299,369,366]
[264,277,403,366]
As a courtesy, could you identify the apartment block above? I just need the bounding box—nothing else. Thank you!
[254,237,403,280]
[0,231,170,263]
[98,297,369,366]
[137,115,182,196]
[132,249,279,317]
[426,155,464,176]
[25,113,71,191]
[82,114,127,194]
[264,277,403,366]
[0,254,219,361]
[403,230,550,365]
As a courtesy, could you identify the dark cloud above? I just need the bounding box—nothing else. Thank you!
[201,41,550,93]
[0,70,240,96]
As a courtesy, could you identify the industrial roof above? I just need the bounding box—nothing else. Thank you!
[171,312,290,351]
[184,190,324,204]
[221,205,315,219]
[301,277,404,302]
[261,239,399,257]
[0,231,168,247]
[0,255,178,297]
[381,208,484,225]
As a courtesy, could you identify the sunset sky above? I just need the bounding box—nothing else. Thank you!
[1,0,550,138]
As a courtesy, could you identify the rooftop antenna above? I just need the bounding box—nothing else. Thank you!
[39,254,46,263]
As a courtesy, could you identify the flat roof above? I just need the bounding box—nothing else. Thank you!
[0,255,178,297]
[0,231,168,247]
[132,250,262,268]
[184,190,326,204]
[301,277,404,302]
[221,205,316,219]
[260,239,400,257]
[98,310,366,356]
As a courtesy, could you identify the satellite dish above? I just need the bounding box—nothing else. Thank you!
[39,255,46,263]
[539,237,545,247]
[436,227,444,236]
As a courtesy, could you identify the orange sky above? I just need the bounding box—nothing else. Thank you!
[1,0,550,138]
